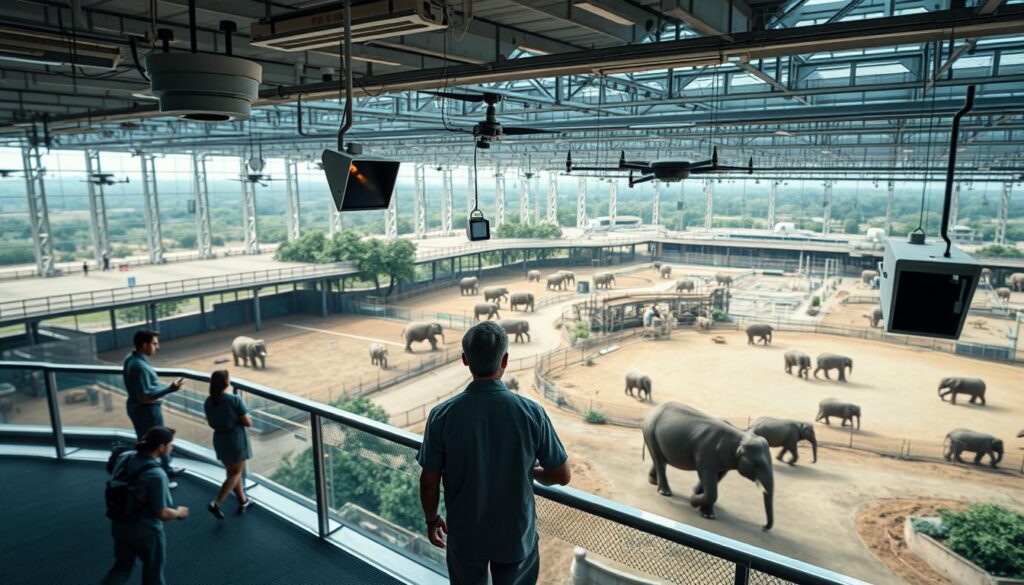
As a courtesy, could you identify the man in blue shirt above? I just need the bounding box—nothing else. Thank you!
[123,330,184,484]
[418,321,571,585]
[102,426,190,585]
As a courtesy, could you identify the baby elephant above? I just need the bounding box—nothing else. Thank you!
[866,307,883,328]
[694,316,712,331]
[232,336,268,369]
[783,350,811,379]
[814,353,852,382]
[473,303,501,321]
[944,429,1003,468]
[527,270,542,282]
[816,398,860,429]
[748,417,817,465]
[659,265,672,279]
[505,377,520,391]
[625,370,652,401]
[938,377,986,406]
[499,319,531,343]
[745,323,773,345]
[369,343,388,369]
[995,287,1011,302]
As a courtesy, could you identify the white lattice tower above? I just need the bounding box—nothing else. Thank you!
[651,182,661,226]
[703,180,713,230]
[414,163,427,238]
[239,158,260,254]
[576,177,587,228]
[496,168,506,226]
[140,154,164,264]
[996,182,1011,245]
[284,159,301,242]
[822,181,833,235]
[467,164,477,215]
[384,181,398,240]
[22,146,56,276]
[519,176,530,224]
[84,150,111,263]
[767,180,778,229]
[442,168,453,235]
[949,183,961,234]
[885,180,895,236]
[547,172,558,225]
[191,152,214,259]
[608,180,618,225]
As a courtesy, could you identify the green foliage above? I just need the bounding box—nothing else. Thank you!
[811,296,821,308]
[941,504,1024,577]
[0,247,36,265]
[553,319,563,330]
[275,230,417,296]
[110,245,133,259]
[584,409,607,424]
[711,309,727,322]
[843,211,862,235]
[495,222,562,239]
[911,517,949,540]
[975,245,1024,258]
[270,395,434,534]
[569,322,591,345]
[117,299,187,323]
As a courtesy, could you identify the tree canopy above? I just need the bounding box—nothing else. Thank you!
[275,229,418,296]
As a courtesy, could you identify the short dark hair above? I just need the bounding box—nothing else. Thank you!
[135,426,175,452]
[133,329,160,350]
[462,322,508,377]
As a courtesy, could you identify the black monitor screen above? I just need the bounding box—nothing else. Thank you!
[338,159,400,211]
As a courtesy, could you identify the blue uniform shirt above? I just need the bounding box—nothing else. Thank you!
[417,379,567,563]
[122,352,175,413]
[110,451,173,534]
[204,393,250,433]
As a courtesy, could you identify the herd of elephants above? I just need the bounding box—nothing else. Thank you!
[223,265,1022,532]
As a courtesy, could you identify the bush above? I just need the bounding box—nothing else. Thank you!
[495,221,562,239]
[941,504,1024,577]
[553,319,563,330]
[911,517,950,540]
[711,309,727,322]
[975,245,1024,258]
[584,409,606,424]
[569,322,591,345]
[811,296,821,308]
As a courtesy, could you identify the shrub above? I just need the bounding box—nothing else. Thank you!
[584,409,606,424]
[941,504,1024,577]
[553,319,563,330]
[975,245,1024,258]
[811,296,821,308]
[911,517,949,540]
[569,322,591,345]
[711,309,727,322]
[584,357,595,367]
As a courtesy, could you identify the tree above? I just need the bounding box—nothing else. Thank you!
[383,239,417,296]
[356,239,387,291]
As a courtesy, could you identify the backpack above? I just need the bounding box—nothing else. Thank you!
[105,449,160,522]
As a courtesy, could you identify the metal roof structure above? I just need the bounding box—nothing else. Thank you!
[1,0,1022,177]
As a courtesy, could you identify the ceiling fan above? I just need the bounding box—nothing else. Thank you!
[232,173,281,187]
[82,172,129,186]
[0,169,23,179]
[422,91,557,149]
[565,147,753,187]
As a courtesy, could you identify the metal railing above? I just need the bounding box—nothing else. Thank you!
[0,359,866,585]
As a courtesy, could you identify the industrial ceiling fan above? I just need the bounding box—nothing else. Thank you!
[422,91,557,149]
[565,147,753,187]
[82,172,129,186]
[232,173,281,187]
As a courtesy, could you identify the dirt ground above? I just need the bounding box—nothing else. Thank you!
[547,329,1024,447]
[99,314,461,405]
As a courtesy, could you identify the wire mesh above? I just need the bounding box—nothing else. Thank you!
[748,570,799,585]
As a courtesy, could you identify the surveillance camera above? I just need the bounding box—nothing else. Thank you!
[466,211,490,241]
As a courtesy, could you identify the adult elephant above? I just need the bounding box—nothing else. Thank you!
[715,273,733,287]
[546,274,567,291]
[866,307,883,328]
[473,303,501,321]
[861,269,879,285]
[459,276,479,296]
[624,370,652,401]
[527,270,542,282]
[558,271,576,286]
[483,286,509,306]
[402,322,445,352]
[938,377,986,406]
[498,319,531,343]
[783,350,811,379]
[748,417,817,465]
[995,287,1012,302]
[509,292,535,312]
[814,353,853,382]
[944,429,1003,468]
[980,267,992,284]
[232,336,268,369]
[816,398,860,429]
[594,272,616,289]
[745,323,774,345]
[675,279,695,293]
[1007,272,1024,292]
[659,265,672,279]
[643,403,774,531]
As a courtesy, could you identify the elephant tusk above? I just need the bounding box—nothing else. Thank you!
[755,479,768,494]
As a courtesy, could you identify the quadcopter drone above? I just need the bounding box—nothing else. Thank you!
[232,173,281,187]
[82,173,129,186]
[566,147,753,187]
[422,91,557,149]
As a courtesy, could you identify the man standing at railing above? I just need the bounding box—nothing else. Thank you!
[124,330,185,488]
[418,321,571,585]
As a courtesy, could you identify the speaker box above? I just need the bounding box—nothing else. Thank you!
[322,149,400,211]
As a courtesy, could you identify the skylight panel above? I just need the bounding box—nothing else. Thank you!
[810,65,851,79]
[952,56,993,69]
[856,63,910,76]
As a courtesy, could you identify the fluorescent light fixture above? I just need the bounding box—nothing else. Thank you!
[821,149,832,154]
[518,45,551,55]
[573,0,635,25]
[774,129,794,137]
[629,122,695,129]
[351,55,402,67]
[0,28,121,69]
[903,148,914,153]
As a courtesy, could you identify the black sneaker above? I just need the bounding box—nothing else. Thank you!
[208,501,225,520]
[237,499,253,515]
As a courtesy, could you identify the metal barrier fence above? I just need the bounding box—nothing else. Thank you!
[346,298,475,331]
[317,347,464,404]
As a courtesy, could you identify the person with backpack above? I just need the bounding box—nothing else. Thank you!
[203,370,253,519]
[102,426,189,585]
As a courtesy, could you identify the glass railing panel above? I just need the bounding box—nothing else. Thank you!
[159,379,217,455]
[0,367,51,429]
[236,389,316,503]
[318,416,448,575]
[52,369,130,432]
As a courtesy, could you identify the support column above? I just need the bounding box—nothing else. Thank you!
[192,152,214,259]
[384,180,398,240]
[109,309,118,345]
[949,183,961,235]
[767,180,778,229]
[320,279,329,317]
[576,177,587,228]
[84,150,111,265]
[547,172,558,225]
[885,180,895,236]
[704,180,714,230]
[25,321,37,345]
[652,182,661,226]
[996,182,1011,245]
[441,168,453,235]
[495,166,506,227]
[414,164,427,238]
[822,181,833,235]
[22,146,56,276]
[284,159,301,242]
[431,261,437,281]
[520,176,530,224]
[149,303,159,330]
[608,181,618,225]
[199,296,208,331]
[253,288,262,331]
[240,159,260,254]
[140,154,164,264]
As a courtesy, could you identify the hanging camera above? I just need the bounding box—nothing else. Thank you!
[466,209,490,241]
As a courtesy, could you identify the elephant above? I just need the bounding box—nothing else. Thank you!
[715,273,734,287]
[816,398,860,429]
[643,402,774,531]
[861,269,879,285]
[483,286,509,306]
[459,276,479,296]
[505,377,520,391]
[944,429,1003,468]
[558,271,576,286]
[625,370,652,401]
[660,265,672,279]
[938,377,986,406]
[509,291,535,312]
[814,353,853,382]
[695,316,712,330]
[995,287,1011,302]
[594,272,616,289]
[980,267,992,284]
[402,322,445,352]
[748,417,817,465]
[499,319,531,343]
[473,303,501,321]
[369,343,388,369]
[745,323,774,345]
[527,270,542,282]
[232,336,268,369]
[546,274,567,291]
[866,307,883,328]
[1007,272,1024,292]
[675,279,695,293]
[783,350,811,379]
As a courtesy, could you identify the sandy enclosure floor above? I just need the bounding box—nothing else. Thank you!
[547,329,1024,445]
[100,315,461,404]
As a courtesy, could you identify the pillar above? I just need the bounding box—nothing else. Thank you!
[149,303,158,330]
[704,180,714,230]
[284,159,301,242]
[84,150,111,265]
[200,296,208,331]
[321,279,329,317]
[22,146,56,276]
[652,182,661,226]
[109,310,118,345]
[520,176,530,224]
[495,167,506,226]
[140,154,164,264]
[414,163,427,238]
[884,181,895,236]
[441,167,453,235]
[253,288,262,331]
[240,158,260,254]
[25,321,37,345]
[608,181,618,225]
[547,172,558,225]
[996,183,1011,245]
[192,152,214,258]
[767,180,778,229]
[822,181,832,235]
[576,177,587,228]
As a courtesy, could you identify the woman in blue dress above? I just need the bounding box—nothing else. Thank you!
[203,370,253,519]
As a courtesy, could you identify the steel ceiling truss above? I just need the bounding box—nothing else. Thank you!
[22,146,56,277]
[284,159,301,242]
[191,153,214,260]
[140,153,164,264]
[84,150,111,265]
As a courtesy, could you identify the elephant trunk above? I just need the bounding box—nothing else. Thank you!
[757,473,774,532]
[847,361,853,375]
[994,445,1004,464]
[810,438,818,463]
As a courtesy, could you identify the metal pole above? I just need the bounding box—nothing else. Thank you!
[309,414,331,538]
[651,182,661,226]
[884,180,895,236]
[415,163,427,238]
[84,150,111,265]
[22,146,56,276]
[496,165,506,227]
[767,180,777,229]
[996,182,1011,245]
[253,288,262,331]
[192,152,214,259]
[822,181,832,236]
[284,159,301,242]
[140,154,164,264]
[704,180,714,230]
[442,167,453,235]
[44,369,66,459]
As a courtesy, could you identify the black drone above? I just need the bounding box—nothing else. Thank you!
[423,91,556,149]
[232,173,281,187]
[566,148,753,187]
[82,173,129,186]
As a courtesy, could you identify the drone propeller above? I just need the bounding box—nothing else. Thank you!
[420,90,498,104]
[501,126,556,136]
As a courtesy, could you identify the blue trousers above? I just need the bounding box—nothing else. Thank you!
[101,523,166,585]
[446,544,539,585]
[128,404,172,472]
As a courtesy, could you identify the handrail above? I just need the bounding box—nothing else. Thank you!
[0,358,867,585]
